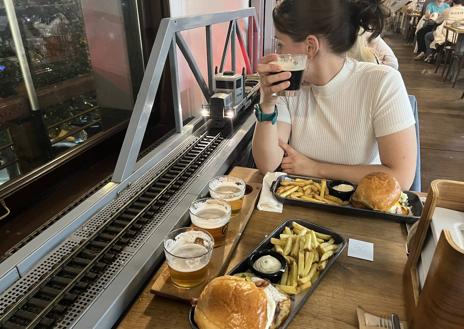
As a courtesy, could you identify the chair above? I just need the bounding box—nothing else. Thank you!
[449,53,464,88]
[408,95,422,192]
[434,42,455,77]
[442,30,463,85]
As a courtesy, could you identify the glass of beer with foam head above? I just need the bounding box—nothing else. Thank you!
[190,198,231,246]
[163,227,214,288]
[208,176,246,215]
[270,54,307,96]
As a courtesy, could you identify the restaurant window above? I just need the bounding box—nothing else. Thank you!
[0,0,142,190]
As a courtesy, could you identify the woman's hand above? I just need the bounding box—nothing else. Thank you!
[257,54,291,111]
[279,142,320,176]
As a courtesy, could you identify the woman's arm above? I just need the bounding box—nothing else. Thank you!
[253,121,291,173]
[280,126,417,190]
[252,54,293,174]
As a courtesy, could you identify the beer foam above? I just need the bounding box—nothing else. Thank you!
[210,183,245,201]
[270,60,306,71]
[168,244,209,272]
[165,231,213,253]
[191,206,230,229]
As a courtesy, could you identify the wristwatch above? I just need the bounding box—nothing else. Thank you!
[254,103,278,125]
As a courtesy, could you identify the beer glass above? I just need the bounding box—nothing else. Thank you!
[270,54,307,96]
[163,227,214,288]
[190,198,231,246]
[208,176,246,214]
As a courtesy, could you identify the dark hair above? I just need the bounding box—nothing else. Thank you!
[273,0,390,54]
[453,0,463,5]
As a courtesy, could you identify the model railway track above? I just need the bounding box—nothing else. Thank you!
[0,134,172,263]
[0,133,223,329]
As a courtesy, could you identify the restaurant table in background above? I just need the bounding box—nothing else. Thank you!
[405,12,422,43]
[443,24,464,49]
[442,24,464,86]
[117,167,416,329]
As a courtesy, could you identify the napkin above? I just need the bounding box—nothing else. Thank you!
[257,172,286,213]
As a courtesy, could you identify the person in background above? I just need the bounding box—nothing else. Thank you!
[425,0,464,61]
[348,29,399,69]
[347,31,379,65]
[252,0,417,189]
[414,0,450,60]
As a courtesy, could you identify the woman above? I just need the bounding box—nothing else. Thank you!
[252,0,417,189]
[427,0,464,61]
[414,0,450,60]
[348,29,399,69]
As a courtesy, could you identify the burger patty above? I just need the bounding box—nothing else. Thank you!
[271,298,291,329]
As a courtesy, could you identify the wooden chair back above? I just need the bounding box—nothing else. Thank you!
[404,180,464,329]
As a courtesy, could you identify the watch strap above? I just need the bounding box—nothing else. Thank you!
[254,104,278,124]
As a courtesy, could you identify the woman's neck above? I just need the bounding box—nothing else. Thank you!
[306,52,346,86]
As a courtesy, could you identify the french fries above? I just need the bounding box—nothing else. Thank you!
[274,222,338,295]
[276,178,348,205]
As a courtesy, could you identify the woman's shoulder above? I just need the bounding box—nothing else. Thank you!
[352,60,400,81]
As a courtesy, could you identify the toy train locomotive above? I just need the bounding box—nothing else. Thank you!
[203,68,260,123]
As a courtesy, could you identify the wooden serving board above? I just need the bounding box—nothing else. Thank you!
[150,182,262,302]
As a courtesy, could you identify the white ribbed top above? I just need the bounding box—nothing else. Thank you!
[276,59,415,165]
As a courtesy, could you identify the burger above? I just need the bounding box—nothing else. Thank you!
[194,275,291,329]
[350,172,411,215]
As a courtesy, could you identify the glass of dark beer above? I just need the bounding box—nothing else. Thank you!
[270,54,307,96]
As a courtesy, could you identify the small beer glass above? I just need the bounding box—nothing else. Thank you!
[190,198,231,246]
[208,176,246,214]
[163,227,214,288]
[270,53,307,96]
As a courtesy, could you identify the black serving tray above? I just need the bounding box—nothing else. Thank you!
[272,174,423,224]
[189,219,347,329]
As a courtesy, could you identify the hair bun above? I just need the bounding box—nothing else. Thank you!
[350,0,390,40]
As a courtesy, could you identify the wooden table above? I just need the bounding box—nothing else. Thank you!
[442,24,464,83]
[443,24,464,47]
[117,167,412,329]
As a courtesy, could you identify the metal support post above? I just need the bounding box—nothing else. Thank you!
[112,19,174,183]
[206,25,214,94]
[4,0,39,111]
[169,36,183,133]
[175,32,211,101]
[235,20,252,74]
[231,20,236,72]
[220,21,233,73]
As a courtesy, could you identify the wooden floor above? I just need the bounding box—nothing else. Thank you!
[383,34,464,192]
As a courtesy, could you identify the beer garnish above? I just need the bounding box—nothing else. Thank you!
[194,237,206,246]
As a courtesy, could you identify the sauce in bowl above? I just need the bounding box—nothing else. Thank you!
[253,255,282,274]
[248,250,286,283]
[332,184,354,193]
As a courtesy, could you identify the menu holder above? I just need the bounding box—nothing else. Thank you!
[150,182,262,302]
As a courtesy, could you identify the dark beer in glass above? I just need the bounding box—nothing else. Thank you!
[270,54,307,96]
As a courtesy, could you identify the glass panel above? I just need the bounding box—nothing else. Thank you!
[0,0,136,187]
[0,128,20,185]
